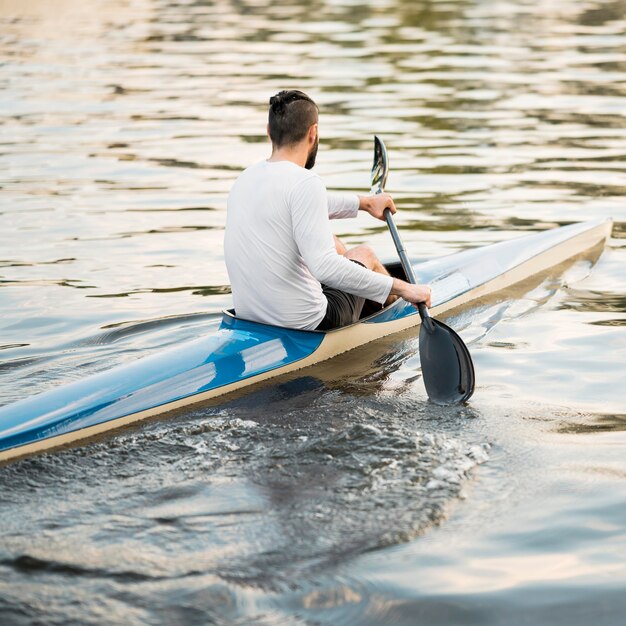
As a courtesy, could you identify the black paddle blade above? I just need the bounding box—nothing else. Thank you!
[419,318,475,405]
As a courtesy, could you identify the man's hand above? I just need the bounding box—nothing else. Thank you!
[391,278,432,308]
[358,193,397,221]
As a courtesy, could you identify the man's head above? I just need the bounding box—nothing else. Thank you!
[268,90,319,169]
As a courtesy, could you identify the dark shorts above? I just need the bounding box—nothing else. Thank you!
[315,260,367,331]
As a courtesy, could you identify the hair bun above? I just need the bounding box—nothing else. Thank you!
[269,94,287,114]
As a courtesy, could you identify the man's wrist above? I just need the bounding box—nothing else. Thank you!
[357,195,371,212]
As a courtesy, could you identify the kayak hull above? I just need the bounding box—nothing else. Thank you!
[0,218,613,462]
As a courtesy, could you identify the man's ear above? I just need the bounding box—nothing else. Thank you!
[309,123,318,142]
[266,123,271,139]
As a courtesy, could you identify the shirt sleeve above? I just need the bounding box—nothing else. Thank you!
[327,193,359,219]
[290,176,392,304]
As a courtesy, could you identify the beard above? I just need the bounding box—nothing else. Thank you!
[304,134,319,170]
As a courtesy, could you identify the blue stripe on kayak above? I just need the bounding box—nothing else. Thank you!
[0,315,323,454]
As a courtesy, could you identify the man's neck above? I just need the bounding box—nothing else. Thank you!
[267,143,308,168]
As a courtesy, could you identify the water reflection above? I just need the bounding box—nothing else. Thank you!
[556,412,626,433]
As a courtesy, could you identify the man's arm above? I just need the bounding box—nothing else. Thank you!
[327,192,397,221]
[293,179,393,304]
[327,193,359,219]
[325,192,429,306]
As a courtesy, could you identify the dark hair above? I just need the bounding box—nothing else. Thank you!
[268,90,318,147]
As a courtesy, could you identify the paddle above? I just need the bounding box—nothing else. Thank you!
[370,135,475,404]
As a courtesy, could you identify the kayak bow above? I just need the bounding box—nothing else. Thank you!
[0,218,612,462]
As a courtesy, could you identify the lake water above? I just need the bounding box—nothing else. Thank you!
[1,0,625,624]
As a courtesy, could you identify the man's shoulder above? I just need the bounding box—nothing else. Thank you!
[244,160,319,178]
[238,160,323,191]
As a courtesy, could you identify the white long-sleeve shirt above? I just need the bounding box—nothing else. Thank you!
[224,160,393,330]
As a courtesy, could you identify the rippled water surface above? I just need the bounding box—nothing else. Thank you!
[1,0,626,624]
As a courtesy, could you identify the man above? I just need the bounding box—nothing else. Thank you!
[225,90,431,331]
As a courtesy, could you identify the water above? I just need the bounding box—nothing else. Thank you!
[1,0,625,623]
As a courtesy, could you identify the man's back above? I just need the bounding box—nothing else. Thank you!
[225,159,329,330]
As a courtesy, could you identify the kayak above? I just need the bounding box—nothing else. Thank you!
[0,217,612,462]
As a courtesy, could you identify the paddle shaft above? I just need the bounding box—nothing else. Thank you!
[372,134,433,328]
[383,208,432,326]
